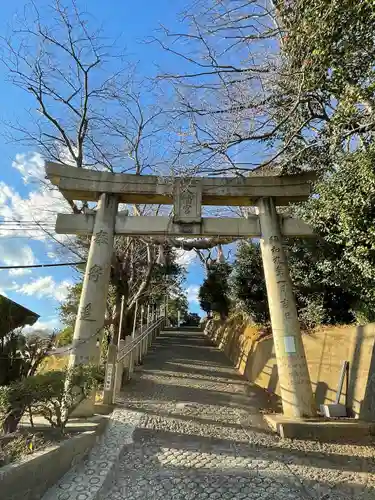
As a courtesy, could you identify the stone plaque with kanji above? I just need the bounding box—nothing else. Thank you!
[173,179,202,224]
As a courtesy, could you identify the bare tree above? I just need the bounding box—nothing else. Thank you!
[2,1,134,172]
[1,1,175,189]
[152,0,284,175]
[155,0,375,175]
[1,0,242,344]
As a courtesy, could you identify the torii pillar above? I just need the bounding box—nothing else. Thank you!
[69,193,118,416]
[257,197,315,417]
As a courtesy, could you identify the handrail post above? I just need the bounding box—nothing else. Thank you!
[113,338,125,397]
[140,305,145,362]
[123,337,132,382]
[129,301,138,376]
[148,323,152,348]
[144,305,148,352]
[165,296,170,327]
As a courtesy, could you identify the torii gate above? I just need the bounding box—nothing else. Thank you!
[46,162,317,419]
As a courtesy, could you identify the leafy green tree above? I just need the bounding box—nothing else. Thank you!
[182,313,201,327]
[167,294,189,326]
[59,282,83,329]
[229,236,371,328]
[279,0,375,103]
[199,263,231,320]
[286,238,359,327]
[295,147,375,323]
[229,242,269,325]
[56,326,74,347]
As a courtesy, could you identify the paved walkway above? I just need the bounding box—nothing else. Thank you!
[108,330,375,500]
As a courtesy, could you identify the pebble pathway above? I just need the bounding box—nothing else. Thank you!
[108,330,375,500]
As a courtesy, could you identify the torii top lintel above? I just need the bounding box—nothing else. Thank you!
[45,162,316,207]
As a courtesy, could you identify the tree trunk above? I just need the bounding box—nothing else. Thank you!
[2,409,24,434]
[219,311,227,321]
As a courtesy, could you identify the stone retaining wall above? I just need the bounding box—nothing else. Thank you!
[207,318,375,420]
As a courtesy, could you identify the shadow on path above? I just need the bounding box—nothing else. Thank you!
[112,330,375,500]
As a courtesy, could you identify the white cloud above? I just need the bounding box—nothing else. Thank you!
[0,271,21,296]
[0,181,70,240]
[54,280,72,302]
[0,241,36,275]
[176,249,196,268]
[186,285,200,304]
[23,317,60,335]
[0,242,35,294]
[9,268,31,276]
[12,152,45,183]
[18,276,72,302]
[0,152,71,241]
[19,276,52,297]
[0,288,8,297]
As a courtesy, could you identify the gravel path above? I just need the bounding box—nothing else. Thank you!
[109,330,375,500]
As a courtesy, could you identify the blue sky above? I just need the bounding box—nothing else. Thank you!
[0,0,209,332]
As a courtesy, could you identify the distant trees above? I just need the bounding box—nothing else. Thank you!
[199,263,231,320]
[229,242,269,325]
[182,313,201,327]
[167,294,189,327]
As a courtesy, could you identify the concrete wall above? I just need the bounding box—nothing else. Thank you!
[207,317,375,420]
[0,419,107,500]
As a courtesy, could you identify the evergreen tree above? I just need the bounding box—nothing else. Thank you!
[199,263,231,320]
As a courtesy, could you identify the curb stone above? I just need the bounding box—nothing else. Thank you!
[42,408,142,500]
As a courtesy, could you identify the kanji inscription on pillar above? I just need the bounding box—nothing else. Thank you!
[88,264,103,282]
[278,357,310,386]
[93,229,109,245]
[275,264,286,280]
[273,255,281,265]
[80,303,95,322]
[280,298,289,309]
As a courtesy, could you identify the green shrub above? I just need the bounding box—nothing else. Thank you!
[31,365,102,433]
[1,365,103,434]
[0,386,11,427]
[0,380,38,434]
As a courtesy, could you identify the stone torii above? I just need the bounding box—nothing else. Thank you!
[46,162,317,418]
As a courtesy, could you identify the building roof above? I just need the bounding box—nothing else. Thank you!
[0,294,39,337]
